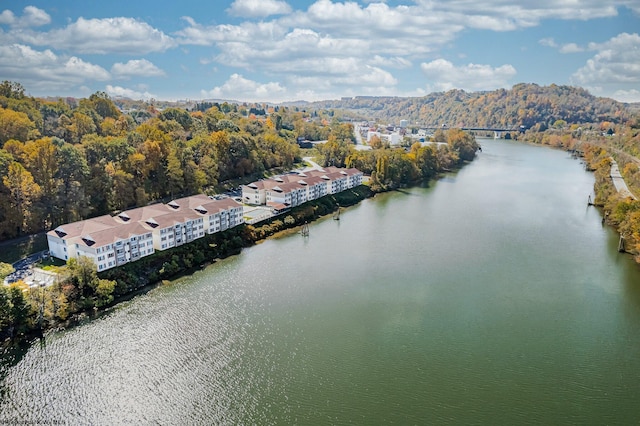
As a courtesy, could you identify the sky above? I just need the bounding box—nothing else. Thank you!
[0,0,639,103]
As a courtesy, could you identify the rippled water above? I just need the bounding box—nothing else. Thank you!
[2,140,640,424]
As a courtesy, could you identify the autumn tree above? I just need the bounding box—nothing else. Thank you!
[2,162,41,236]
[68,111,97,143]
[0,107,38,143]
[86,91,120,120]
[23,137,59,227]
[446,129,478,162]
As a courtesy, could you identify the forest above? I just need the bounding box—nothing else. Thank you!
[0,81,479,244]
[0,81,312,242]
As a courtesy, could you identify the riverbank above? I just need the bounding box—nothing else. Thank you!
[522,132,640,261]
[0,185,375,345]
[100,185,374,293]
[1,138,481,345]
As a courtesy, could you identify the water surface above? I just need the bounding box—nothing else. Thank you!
[2,139,640,424]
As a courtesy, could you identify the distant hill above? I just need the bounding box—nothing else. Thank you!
[305,83,630,130]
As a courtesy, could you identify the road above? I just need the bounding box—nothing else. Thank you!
[302,157,323,171]
[610,158,637,200]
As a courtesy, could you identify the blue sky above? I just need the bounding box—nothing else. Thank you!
[1,0,639,103]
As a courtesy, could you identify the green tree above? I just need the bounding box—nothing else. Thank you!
[2,162,41,235]
[9,285,33,334]
[159,108,193,130]
[318,135,353,167]
[413,143,439,180]
[69,111,97,143]
[0,286,12,333]
[95,279,116,307]
[166,148,184,197]
[0,80,25,99]
[56,143,90,223]
[0,262,14,280]
[87,91,120,120]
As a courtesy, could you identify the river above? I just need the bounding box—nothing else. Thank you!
[2,139,640,424]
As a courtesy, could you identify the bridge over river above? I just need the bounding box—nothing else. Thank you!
[420,126,521,132]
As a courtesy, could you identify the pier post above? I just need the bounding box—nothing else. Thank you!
[618,235,625,253]
[300,221,309,237]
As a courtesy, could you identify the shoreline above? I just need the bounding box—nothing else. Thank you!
[2,153,477,348]
[1,186,375,348]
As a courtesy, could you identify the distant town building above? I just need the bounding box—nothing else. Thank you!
[367,131,401,146]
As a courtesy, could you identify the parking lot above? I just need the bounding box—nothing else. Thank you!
[4,250,51,286]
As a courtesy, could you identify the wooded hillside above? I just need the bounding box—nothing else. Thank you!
[308,83,629,130]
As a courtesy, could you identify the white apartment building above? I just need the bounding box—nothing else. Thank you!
[246,166,363,209]
[266,181,309,208]
[47,194,244,271]
[47,215,156,272]
[241,180,280,205]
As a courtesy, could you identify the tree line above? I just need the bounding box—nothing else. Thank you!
[317,127,479,191]
[308,83,630,130]
[0,81,347,241]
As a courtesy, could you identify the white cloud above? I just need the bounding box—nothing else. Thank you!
[9,17,175,54]
[64,57,111,80]
[1,1,636,102]
[572,33,640,85]
[540,38,584,53]
[176,19,286,46]
[539,38,557,48]
[289,0,460,53]
[417,0,621,29]
[227,0,292,18]
[0,44,110,92]
[559,43,584,53]
[611,89,640,103]
[105,85,156,100]
[20,6,51,27]
[420,59,517,92]
[0,6,50,27]
[0,10,15,25]
[368,55,412,69]
[180,2,459,56]
[111,59,165,78]
[202,73,287,102]
[571,33,640,101]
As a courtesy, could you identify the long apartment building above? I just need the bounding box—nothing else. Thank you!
[47,194,244,271]
[242,166,363,209]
